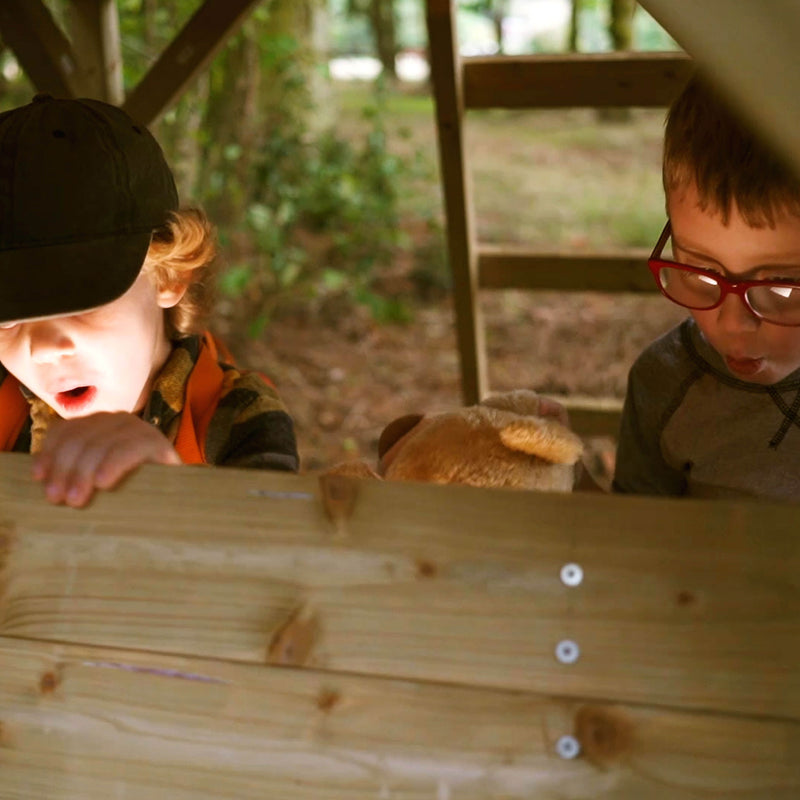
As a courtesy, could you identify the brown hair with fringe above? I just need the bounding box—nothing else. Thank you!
[142,208,217,338]
[663,74,800,227]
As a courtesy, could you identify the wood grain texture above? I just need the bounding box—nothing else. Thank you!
[462,52,692,110]
[477,248,655,292]
[0,453,798,723]
[2,637,798,800]
[426,0,487,403]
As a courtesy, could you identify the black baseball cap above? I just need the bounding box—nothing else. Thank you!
[0,94,179,323]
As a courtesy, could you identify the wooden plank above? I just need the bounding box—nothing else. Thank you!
[463,52,693,110]
[478,247,656,292]
[640,0,800,179]
[426,0,487,404]
[122,0,260,126]
[2,637,798,799]
[67,0,124,104]
[559,394,623,437]
[0,453,799,722]
[0,0,80,98]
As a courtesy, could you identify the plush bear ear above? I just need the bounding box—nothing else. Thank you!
[499,418,583,465]
[378,413,424,459]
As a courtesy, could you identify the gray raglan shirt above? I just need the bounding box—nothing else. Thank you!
[613,318,800,501]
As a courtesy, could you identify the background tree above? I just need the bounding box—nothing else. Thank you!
[345,0,399,81]
[459,0,511,55]
[609,0,636,51]
[568,0,581,51]
[600,0,637,121]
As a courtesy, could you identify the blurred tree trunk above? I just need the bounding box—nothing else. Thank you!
[609,0,636,50]
[197,0,325,225]
[490,0,510,55]
[599,0,637,122]
[567,0,580,52]
[368,0,398,82]
[135,0,207,185]
[346,0,398,82]
[142,0,157,46]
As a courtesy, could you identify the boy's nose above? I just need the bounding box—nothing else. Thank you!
[27,321,76,363]
[716,293,759,333]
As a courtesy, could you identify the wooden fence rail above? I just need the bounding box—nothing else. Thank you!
[1,452,799,797]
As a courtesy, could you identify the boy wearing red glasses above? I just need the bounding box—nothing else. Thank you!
[613,75,800,500]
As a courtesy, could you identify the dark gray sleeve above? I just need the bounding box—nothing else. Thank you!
[613,328,692,496]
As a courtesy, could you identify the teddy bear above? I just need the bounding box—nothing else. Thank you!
[328,389,584,492]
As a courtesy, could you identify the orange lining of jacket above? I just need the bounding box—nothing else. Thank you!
[0,332,240,464]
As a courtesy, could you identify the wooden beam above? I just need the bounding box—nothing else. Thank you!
[640,0,800,179]
[122,0,261,126]
[478,247,656,292]
[0,0,80,98]
[558,394,623,437]
[67,0,124,104]
[1,453,799,722]
[426,0,487,404]
[2,636,799,799]
[463,52,693,110]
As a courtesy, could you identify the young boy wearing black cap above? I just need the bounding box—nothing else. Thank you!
[0,95,298,507]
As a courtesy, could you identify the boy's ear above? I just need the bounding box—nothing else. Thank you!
[156,281,188,309]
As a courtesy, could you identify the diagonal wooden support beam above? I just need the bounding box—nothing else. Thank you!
[640,0,800,179]
[68,0,124,104]
[122,0,261,126]
[0,0,81,98]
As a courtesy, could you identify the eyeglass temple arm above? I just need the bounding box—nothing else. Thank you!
[650,220,672,260]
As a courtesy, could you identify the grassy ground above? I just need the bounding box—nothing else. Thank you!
[329,84,668,249]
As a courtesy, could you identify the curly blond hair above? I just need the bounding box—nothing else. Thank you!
[663,75,800,226]
[142,208,217,338]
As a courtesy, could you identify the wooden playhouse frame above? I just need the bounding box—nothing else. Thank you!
[0,1,798,797]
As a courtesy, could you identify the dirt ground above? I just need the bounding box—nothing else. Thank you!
[217,287,686,477]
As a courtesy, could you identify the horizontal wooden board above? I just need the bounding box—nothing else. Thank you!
[1,637,798,800]
[558,395,623,437]
[0,453,798,721]
[478,248,656,292]
[462,52,693,109]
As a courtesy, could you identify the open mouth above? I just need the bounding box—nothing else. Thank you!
[724,356,763,377]
[55,385,97,413]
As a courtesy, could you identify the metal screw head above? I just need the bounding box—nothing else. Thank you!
[560,563,583,587]
[555,639,580,664]
[556,735,581,759]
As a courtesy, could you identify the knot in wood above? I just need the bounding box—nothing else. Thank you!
[574,705,634,768]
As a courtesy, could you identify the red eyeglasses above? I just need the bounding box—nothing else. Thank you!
[648,221,800,326]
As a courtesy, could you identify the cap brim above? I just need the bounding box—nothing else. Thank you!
[0,230,151,324]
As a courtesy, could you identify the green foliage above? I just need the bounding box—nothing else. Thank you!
[217,80,418,326]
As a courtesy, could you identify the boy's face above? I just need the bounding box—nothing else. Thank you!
[668,182,800,384]
[0,270,183,417]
